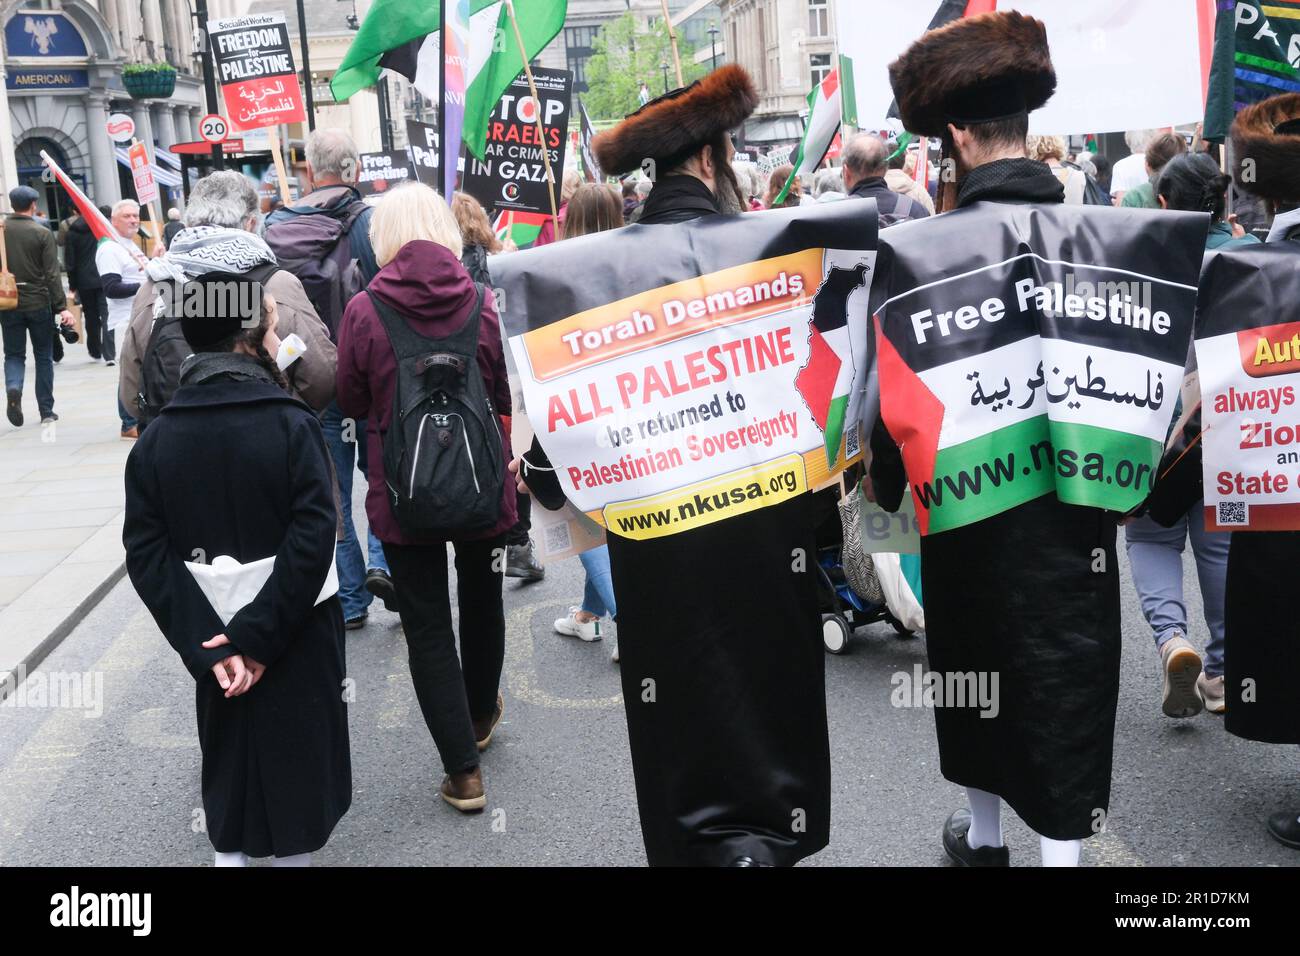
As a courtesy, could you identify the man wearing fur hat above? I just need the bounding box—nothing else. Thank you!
[872,11,1124,867]
[515,65,832,866]
[1215,93,1300,850]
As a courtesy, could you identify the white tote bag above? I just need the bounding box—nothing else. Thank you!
[185,551,339,627]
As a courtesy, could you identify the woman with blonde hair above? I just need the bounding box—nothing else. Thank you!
[336,182,515,813]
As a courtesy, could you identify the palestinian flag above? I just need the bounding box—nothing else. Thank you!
[332,0,567,162]
[40,151,116,245]
[773,57,856,206]
[494,209,550,248]
[1204,0,1300,141]
[875,204,1206,537]
[796,261,871,469]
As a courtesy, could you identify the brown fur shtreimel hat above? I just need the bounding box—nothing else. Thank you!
[1231,93,1300,202]
[888,10,1056,138]
[592,65,759,176]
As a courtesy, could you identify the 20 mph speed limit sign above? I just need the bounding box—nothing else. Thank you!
[199,114,230,144]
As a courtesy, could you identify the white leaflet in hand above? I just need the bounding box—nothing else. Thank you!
[184,551,339,626]
[276,332,307,371]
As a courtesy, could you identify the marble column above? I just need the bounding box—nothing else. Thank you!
[85,93,121,205]
[151,103,177,149]
[142,0,167,62]
[130,101,155,151]
[100,0,121,51]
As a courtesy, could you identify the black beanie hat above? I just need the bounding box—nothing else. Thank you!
[178,272,265,349]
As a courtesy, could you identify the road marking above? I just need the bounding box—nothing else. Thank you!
[503,601,623,711]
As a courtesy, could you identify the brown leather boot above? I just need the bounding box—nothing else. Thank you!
[440,767,486,813]
[473,693,504,752]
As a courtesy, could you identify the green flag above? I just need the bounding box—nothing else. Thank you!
[464,0,567,161]
[331,0,497,103]
[331,0,566,162]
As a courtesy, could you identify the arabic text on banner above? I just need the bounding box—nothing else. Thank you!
[495,203,879,540]
[1195,243,1300,532]
[874,205,1207,536]
[207,13,307,131]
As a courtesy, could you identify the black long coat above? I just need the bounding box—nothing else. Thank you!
[530,175,831,866]
[1224,229,1300,745]
[124,372,351,858]
[871,161,1122,841]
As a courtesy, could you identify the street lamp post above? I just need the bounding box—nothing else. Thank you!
[660,61,670,94]
[296,0,316,131]
[190,0,224,172]
[707,25,719,71]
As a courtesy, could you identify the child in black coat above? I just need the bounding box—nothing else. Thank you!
[123,273,350,866]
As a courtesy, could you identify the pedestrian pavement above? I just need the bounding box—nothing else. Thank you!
[0,348,131,688]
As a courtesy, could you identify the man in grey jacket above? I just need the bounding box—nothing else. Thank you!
[3,186,71,426]
[119,172,337,421]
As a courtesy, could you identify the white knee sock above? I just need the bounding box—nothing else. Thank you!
[271,852,312,868]
[965,787,1004,849]
[214,851,248,867]
[1039,836,1082,867]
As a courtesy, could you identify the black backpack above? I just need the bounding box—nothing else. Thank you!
[263,199,367,340]
[370,285,505,537]
[136,263,278,426]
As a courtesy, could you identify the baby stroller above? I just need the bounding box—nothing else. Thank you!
[812,472,921,654]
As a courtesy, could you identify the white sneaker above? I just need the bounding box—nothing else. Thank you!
[611,643,620,664]
[1160,634,1204,718]
[554,607,602,642]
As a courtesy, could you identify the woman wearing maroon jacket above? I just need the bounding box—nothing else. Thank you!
[336,182,515,813]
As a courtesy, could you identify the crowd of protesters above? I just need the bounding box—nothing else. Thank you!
[6,14,1298,867]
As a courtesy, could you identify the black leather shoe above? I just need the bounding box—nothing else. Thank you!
[364,568,398,612]
[6,389,22,427]
[943,808,1010,866]
[345,611,369,631]
[1266,810,1300,850]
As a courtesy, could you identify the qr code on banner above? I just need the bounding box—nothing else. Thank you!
[845,425,861,461]
[543,521,572,557]
[1217,501,1249,526]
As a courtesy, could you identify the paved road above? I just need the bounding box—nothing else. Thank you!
[0,537,1296,867]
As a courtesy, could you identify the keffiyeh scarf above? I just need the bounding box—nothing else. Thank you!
[146,226,278,319]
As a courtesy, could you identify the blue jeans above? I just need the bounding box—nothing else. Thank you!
[579,545,617,619]
[118,393,137,432]
[2,307,55,416]
[322,400,389,620]
[1124,503,1229,677]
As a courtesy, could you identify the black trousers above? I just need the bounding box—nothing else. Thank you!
[383,536,506,774]
[505,491,531,546]
[79,288,107,359]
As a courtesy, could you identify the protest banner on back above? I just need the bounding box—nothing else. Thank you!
[1195,243,1300,531]
[492,203,878,540]
[873,204,1207,536]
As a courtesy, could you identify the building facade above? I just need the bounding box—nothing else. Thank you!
[0,0,236,214]
[717,0,836,147]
